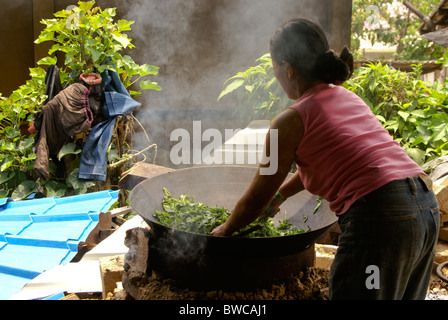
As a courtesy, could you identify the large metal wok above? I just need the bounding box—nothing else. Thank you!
[130,165,337,289]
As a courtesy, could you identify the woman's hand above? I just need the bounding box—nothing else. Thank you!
[259,192,286,220]
[211,109,304,237]
[210,222,233,237]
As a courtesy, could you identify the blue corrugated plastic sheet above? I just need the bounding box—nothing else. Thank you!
[0,190,119,300]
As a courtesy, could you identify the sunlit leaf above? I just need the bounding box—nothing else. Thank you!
[218,79,245,101]
[117,19,134,32]
[37,56,57,66]
[0,155,15,171]
[139,80,162,91]
[138,64,159,76]
[58,143,82,161]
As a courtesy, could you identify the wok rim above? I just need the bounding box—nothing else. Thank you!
[129,165,337,241]
[437,261,448,283]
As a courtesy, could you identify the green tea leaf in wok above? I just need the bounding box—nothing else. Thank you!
[153,188,308,238]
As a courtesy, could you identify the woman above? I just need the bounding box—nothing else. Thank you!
[211,18,440,300]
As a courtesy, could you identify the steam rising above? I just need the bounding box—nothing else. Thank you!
[119,0,341,165]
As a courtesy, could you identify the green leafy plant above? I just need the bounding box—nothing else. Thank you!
[35,0,161,96]
[0,0,160,199]
[154,188,307,238]
[343,62,448,165]
[218,53,294,124]
[219,55,448,167]
[0,67,47,199]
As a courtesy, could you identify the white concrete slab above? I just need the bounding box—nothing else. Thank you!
[10,260,102,300]
[11,216,147,300]
[81,215,147,261]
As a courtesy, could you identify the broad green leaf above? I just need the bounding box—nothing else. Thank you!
[54,9,72,18]
[384,119,399,133]
[129,90,142,97]
[89,46,103,62]
[79,0,95,12]
[138,64,159,76]
[410,136,424,148]
[218,79,245,101]
[44,181,67,198]
[64,51,76,65]
[18,138,34,152]
[0,155,15,171]
[405,148,426,166]
[101,8,117,18]
[9,92,22,102]
[397,110,410,122]
[37,56,57,66]
[223,72,246,86]
[375,115,386,123]
[0,190,9,198]
[11,180,39,200]
[431,126,448,142]
[20,155,36,162]
[58,143,82,161]
[97,64,117,73]
[266,77,277,89]
[5,127,20,139]
[117,19,134,32]
[139,80,162,91]
[245,85,254,93]
[35,31,54,44]
[411,110,428,118]
[67,169,95,194]
[0,171,15,185]
[112,33,131,48]
[369,78,377,93]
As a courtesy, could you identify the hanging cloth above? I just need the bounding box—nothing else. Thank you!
[34,83,98,180]
[29,65,63,135]
[78,69,141,181]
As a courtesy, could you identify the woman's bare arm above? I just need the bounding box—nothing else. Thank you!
[210,109,304,236]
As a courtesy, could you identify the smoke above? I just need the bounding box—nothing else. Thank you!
[118,0,338,165]
[153,227,208,261]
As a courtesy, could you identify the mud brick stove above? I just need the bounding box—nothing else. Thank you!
[118,164,336,299]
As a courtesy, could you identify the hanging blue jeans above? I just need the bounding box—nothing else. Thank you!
[78,69,141,181]
[329,175,440,300]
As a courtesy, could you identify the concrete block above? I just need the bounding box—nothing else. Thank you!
[434,176,448,214]
[314,244,337,270]
[99,255,125,300]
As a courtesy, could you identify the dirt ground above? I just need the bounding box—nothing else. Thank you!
[68,240,447,301]
[108,267,448,300]
[103,237,448,300]
[110,267,330,300]
[427,275,448,300]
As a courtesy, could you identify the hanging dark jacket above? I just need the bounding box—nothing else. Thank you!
[31,65,63,135]
[34,83,101,180]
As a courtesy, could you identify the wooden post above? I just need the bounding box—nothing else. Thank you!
[330,0,352,53]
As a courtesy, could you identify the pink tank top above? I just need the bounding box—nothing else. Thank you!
[289,83,423,215]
